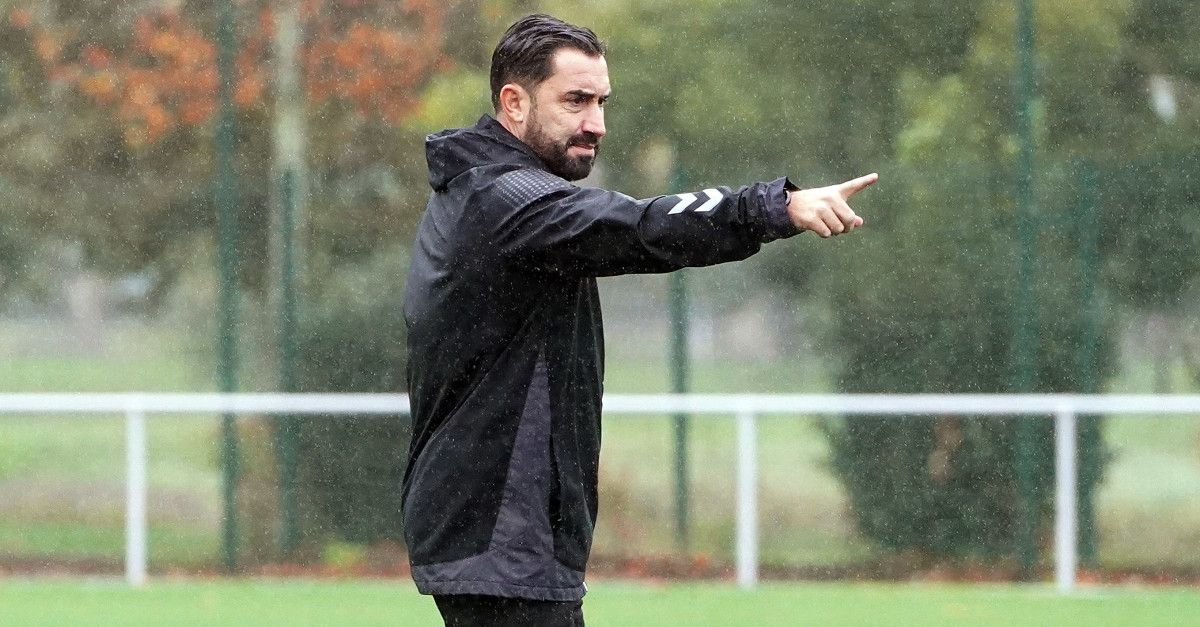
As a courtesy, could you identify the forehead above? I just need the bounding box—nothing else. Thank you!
[542,48,610,95]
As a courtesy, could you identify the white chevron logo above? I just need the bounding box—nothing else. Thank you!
[694,188,722,212]
[668,192,696,214]
[667,189,723,214]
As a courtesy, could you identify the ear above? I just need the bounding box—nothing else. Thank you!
[498,83,530,124]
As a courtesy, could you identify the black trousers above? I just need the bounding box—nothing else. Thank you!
[433,594,584,627]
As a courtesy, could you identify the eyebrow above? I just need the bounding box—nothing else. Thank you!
[566,89,612,103]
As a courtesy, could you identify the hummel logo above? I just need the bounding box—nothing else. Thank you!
[667,188,723,214]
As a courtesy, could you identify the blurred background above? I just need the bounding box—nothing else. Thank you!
[0,0,1198,584]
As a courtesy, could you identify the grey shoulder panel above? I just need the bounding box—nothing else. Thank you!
[495,169,573,209]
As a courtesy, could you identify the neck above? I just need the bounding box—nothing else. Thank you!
[495,112,525,142]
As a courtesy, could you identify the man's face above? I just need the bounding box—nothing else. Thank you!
[522,49,610,181]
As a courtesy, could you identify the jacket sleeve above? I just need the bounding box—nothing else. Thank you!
[483,168,800,277]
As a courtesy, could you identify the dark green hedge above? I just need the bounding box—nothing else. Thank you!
[821,161,1115,559]
[291,247,410,546]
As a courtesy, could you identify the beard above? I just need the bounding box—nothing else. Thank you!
[524,109,601,182]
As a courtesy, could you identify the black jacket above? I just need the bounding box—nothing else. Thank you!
[402,115,798,600]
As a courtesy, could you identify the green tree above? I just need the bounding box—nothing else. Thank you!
[542,0,1200,560]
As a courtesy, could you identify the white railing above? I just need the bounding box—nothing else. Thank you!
[3,393,1199,592]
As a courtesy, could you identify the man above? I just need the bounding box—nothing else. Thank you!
[403,13,876,626]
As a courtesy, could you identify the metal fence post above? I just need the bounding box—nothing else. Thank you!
[125,403,148,586]
[215,0,242,575]
[736,409,758,589]
[1054,405,1078,593]
[669,269,691,554]
[1013,0,1041,580]
[1075,160,1101,566]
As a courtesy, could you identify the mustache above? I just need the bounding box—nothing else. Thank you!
[567,132,601,149]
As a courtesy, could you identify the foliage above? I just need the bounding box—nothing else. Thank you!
[289,245,410,547]
[545,0,1200,559]
[824,159,1111,557]
[799,1,1134,557]
[22,1,450,145]
[1100,147,1200,310]
[0,0,454,294]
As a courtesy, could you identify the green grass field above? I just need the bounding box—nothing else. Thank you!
[2,580,1199,626]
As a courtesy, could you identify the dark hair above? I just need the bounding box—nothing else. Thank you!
[490,14,606,110]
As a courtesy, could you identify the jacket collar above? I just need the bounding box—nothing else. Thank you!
[424,115,545,190]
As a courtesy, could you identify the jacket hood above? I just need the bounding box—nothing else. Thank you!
[425,115,544,191]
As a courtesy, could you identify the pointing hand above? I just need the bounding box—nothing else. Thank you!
[787,173,878,238]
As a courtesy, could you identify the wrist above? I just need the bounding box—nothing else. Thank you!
[759,177,802,241]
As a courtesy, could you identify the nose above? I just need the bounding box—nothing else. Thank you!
[582,105,606,139]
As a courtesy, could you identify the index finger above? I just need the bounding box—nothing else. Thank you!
[836,172,879,199]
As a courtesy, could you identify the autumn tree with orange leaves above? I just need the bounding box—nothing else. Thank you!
[21,0,451,145]
[1,0,456,294]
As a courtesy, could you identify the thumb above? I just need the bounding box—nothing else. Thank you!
[836,172,879,198]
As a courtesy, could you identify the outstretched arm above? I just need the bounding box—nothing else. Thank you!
[484,168,879,276]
